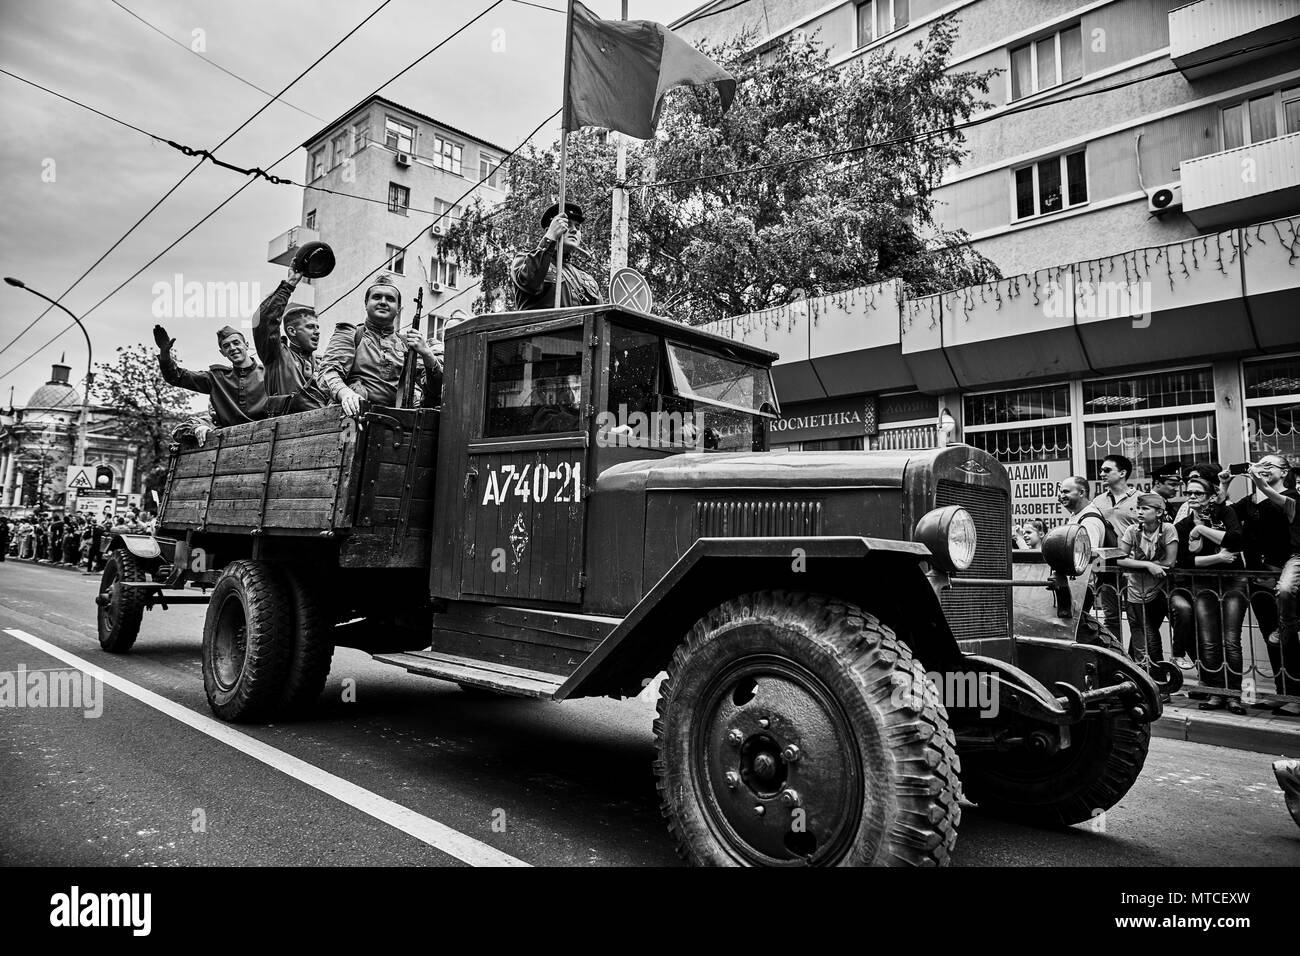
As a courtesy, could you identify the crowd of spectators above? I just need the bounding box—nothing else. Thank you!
[0,507,154,572]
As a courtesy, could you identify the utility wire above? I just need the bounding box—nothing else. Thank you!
[109,0,326,122]
[0,0,397,366]
[0,0,509,382]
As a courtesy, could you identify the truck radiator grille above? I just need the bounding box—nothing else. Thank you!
[934,479,1010,642]
[696,500,823,538]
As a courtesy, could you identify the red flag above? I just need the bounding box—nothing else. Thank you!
[563,0,736,140]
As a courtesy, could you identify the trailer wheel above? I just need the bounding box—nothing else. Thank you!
[278,571,335,714]
[654,591,961,867]
[202,560,291,723]
[97,549,147,653]
[962,710,1150,828]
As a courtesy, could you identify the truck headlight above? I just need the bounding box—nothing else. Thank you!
[914,505,977,573]
[1042,524,1092,576]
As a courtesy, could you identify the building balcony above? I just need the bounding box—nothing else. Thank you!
[267,225,320,267]
[1181,132,1300,230]
[1169,0,1300,79]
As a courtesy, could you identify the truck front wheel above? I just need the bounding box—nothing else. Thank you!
[202,560,291,722]
[962,710,1150,827]
[654,591,962,867]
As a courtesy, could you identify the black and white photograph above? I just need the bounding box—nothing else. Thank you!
[0,0,1297,922]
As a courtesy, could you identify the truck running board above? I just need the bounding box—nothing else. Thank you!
[372,650,565,699]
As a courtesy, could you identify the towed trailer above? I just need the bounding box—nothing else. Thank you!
[95,304,1177,866]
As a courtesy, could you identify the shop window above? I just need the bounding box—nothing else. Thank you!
[967,424,1072,464]
[1082,367,1216,483]
[964,384,1070,427]
[1244,354,1300,461]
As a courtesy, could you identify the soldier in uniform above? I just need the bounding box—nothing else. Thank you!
[252,265,327,413]
[318,274,443,417]
[510,201,602,311]
[154,324,268,430]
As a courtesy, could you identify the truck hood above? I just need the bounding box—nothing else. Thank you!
[596,451,911,493]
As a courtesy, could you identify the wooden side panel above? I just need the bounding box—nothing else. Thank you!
[431,330,482,599]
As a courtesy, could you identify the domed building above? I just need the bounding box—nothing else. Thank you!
[0,361,140,514]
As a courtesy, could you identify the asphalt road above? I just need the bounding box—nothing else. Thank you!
[2,559,1297,867]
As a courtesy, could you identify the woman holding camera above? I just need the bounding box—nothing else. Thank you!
[1171,475,1247,713]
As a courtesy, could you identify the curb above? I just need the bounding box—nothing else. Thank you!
[6,557,96,575]
[1152,705,1300,757]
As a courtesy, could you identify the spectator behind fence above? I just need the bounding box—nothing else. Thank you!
[1173,461,1225,523]
[1153,461,1184,521]
[1013,519,1046,550]
[1235,455,1300,716]
[1172,475,1247,714]
[1092,455,1140,646]
[1117,493,1179,684]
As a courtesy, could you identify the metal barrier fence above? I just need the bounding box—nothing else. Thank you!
[1090,564,1300,708]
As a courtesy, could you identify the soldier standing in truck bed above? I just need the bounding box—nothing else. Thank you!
[252,265,328,413]
[510,202,603,311]
[154,324,268,428]
[318,274,443,416]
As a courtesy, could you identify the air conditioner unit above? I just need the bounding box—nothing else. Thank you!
[395,152,412,167]
[430,281,443,292]
[430,224,444,237]
[1147,182,1182,215]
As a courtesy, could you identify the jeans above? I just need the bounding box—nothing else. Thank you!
[1094,564,1125,646]
[1171,579,1246,691]
[1126,592,1168,663]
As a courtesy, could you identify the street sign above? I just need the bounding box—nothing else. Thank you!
[609,268,653,313]
[66,466,94,490]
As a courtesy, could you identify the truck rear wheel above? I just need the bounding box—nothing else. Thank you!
[278,571,335,714]
[654,591,961,867]
[97,549,148,654]
[962,710,1150,827]
[202,560,291,723]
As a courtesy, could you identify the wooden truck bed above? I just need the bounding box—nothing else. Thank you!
[157,405,439,568]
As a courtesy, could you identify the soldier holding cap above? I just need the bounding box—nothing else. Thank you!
[252,263,328,413]
[318,274,443,417]
[154,323,268,430]
[510,201,603,311]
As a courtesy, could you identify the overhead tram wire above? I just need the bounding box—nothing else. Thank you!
[109,0,326,122]
[0,0,513,383]
[0,0,398,365]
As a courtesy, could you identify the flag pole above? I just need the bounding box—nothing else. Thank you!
[554,0,577,309]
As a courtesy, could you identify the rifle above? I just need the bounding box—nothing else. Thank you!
[397,287,424,409]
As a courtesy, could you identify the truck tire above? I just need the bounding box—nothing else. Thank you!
[97,549,147,653]
[962,710,1150,828]
[202,560,291,723]
[278,571,335,714]
[654,591,962,867]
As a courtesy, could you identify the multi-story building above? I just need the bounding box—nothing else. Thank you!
[267,94,511,332]
[676,0,1300,522]
[0,362,141,515]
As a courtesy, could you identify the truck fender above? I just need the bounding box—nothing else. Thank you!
[555,535,964,701]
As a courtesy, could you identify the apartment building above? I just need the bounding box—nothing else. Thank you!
[676,0,1300,517]
[267,95,510,333]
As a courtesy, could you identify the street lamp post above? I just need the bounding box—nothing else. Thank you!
[4,278,94,474]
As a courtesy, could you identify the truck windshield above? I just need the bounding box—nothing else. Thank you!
[664,342,778,418]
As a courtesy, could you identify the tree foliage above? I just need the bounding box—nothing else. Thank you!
[438,18,1000,325]
[91,344,194,500]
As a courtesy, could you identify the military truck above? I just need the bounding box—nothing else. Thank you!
[95,304,1174,866]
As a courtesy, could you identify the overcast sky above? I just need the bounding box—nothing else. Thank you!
[0,0,711,410]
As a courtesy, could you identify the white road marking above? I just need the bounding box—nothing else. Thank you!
[3,628,529,868]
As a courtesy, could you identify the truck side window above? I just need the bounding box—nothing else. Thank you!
[608,324,660,417]
[485,327,584,436]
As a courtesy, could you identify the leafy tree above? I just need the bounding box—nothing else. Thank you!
[91,344,195,503]
[439,18,1000,324]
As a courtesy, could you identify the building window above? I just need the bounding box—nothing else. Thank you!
[1244,354,1300,462]
[433,136,463,175]
[388,182,410,215]
[305,209,316,230]
[353,121,370,151]
[1009,24,1083,101]
[434,199,462,222]
[310,148,326,181]
[385,117,414,153]
[479,153,504,190]
[855,0,908,46]
[385,244,406,275]
[1222,87,1300,149]
[331,132,350,168]
[434,258,459,288]
[1082,368,1217,484]
[963,384,1073,464]
[1013,149,1087,220]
